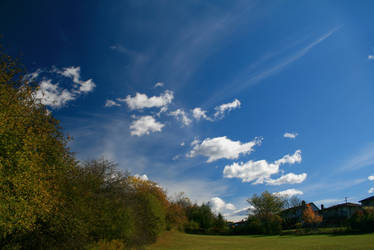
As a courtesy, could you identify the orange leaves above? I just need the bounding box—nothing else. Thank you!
[303,204,322,224]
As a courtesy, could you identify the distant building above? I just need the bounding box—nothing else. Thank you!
[280,201,319,228]
[359,196,374,207]
[321,202,362,226]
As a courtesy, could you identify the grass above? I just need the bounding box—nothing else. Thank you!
[147,231,374,250]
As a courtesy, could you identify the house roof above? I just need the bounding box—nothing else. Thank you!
[359,196,374,203]
[281,202,319,213]
[324,202,361,210]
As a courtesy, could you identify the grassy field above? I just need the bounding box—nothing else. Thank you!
[147,231,374,250]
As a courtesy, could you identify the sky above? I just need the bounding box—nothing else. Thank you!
[2,0,374,221]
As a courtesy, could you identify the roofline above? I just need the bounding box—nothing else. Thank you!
[359,196,374,203]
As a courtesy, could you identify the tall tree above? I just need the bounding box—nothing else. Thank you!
[0,50,75,245]
[247,191,285,234]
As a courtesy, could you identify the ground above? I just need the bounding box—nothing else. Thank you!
[147,231,374,250]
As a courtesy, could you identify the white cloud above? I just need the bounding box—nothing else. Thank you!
[284,132,298,139]
[154,82,164,88]
[134,174,148,181]
[369,175,374,181]
[188,136,262,163]
[105,99,121,107]
[266,173,307,185]
[369,187,374,194]
[31,66,95,108]
[34,80,75,108]
[368,55,374,60]
[209,197,236,214]
[123,90,173,110]
[169,109,192,126]
[58,66,96,93]
[24,69,42,82]
[223,150,302,184]
[273,188,303,197]
[192,107,211,121]
[180,142,185,146]
[129,116,164,136]
[275,150,302,165]
[214,99,241,118]
[224,206,253,222]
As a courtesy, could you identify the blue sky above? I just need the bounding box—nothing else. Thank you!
[2,0,374,220]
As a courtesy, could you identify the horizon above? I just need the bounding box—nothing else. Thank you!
[2,0,374,222]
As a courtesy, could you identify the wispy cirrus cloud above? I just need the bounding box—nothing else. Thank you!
[208,26,342,104]
[341,142,374,171]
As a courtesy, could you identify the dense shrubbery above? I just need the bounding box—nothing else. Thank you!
[184,202,228,234]
[348,207,374,233]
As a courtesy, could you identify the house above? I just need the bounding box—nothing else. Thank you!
[321,202,362,226]
[359,196,374,207]
[280,201,319,228]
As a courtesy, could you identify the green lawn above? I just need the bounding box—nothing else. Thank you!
[147,231,374,250]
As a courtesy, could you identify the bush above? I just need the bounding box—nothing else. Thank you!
[348,208,374,233]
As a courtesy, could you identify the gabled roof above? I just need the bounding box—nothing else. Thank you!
[359,196,374,203]
[324,202,361,210]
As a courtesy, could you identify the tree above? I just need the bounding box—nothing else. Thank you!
[285,196,302,209]
[0,50,76,247]
[247,191,286,234]
[248,191,286,218]
[303,204,322,228]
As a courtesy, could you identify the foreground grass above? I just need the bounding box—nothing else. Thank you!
[147,231,374,250]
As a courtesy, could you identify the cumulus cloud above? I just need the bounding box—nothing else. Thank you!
[214,99,241,118]
[369,187,374,194]
[57,66,96,93]
[169,109,192,126]
[192,107,211,121]
[273,188,303,197]
[129,115,164,136]
[123,90,173,110]
[284,132,298,139]
[223,150,303,184]
[209,197,236,213]
[188,136,262,163]
[266,173,307,185]
[369,55,374,60]
[34,80,75,108]
[368,175,374,181]
[154,82,164,88]
[30,66,95,108]
[134,174,148,181]
[105,99,121,107]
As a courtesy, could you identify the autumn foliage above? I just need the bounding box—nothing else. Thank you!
[303,204,322,226]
